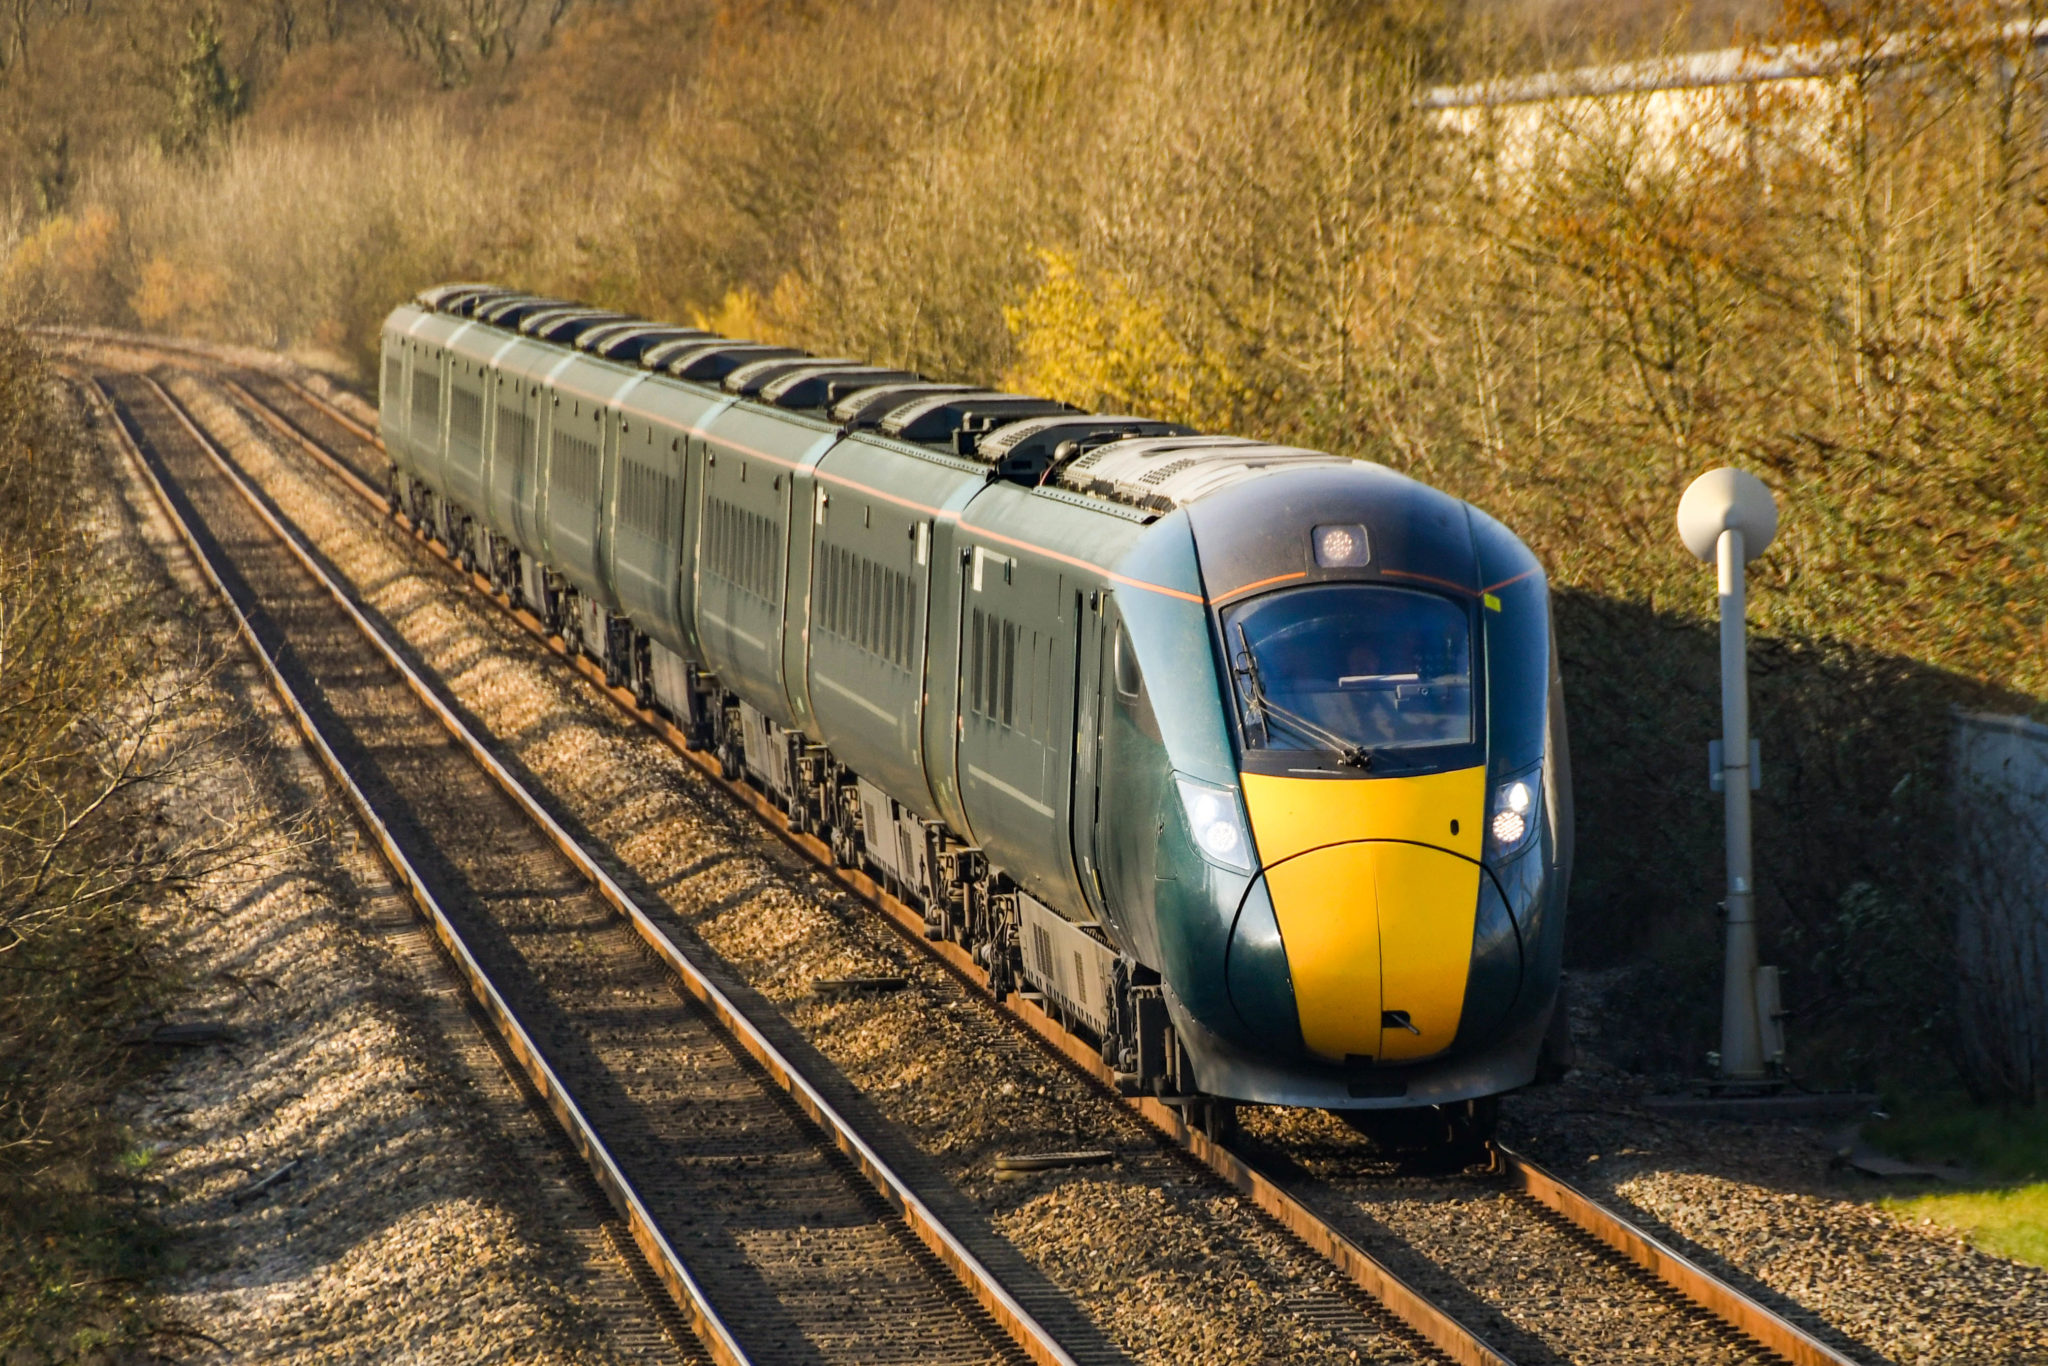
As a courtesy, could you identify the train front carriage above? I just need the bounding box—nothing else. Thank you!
[380,284,1573,1138]
[1075,451,1571,1113]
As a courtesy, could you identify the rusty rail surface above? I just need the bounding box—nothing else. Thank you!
[1502,1149,1859,1366]
[89,371,1085,1366]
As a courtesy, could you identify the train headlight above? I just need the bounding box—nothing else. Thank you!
[1312,523,1371,568]
[1175,775,1256,873]
[1487,766,1542,861]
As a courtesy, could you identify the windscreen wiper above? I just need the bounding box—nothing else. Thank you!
[1231,625,1371,769]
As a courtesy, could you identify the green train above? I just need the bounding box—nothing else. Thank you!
[379,283,1574,1140]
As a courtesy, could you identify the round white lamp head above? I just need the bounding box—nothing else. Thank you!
[1677,467,1778,563]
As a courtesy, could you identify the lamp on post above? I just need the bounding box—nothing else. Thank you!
[1677,468,1782,1084]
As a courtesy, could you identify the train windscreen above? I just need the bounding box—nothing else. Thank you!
[1222,584,1476,772]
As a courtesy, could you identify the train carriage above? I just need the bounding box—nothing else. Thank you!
[380,286,1575,1143]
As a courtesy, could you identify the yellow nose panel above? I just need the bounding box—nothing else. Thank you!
[1241,767,1486,865]
[1245,769,1487,1065]
[1262,844,1383,1062]
[1261,841,1481,1063]
[1371,842,1482,1062]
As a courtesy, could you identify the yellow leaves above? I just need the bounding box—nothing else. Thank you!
[0,208,121,319]
[129,255,232,336]
[1001,247,1239,430]
[691,270,810,346]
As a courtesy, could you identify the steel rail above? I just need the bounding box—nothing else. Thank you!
[98,372,1085,1366]
[1501,1149,1859,1366]
[172,346,1864,1366]
[84,374,752,1366]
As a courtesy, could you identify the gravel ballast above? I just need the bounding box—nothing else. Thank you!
[86,372,679,1363]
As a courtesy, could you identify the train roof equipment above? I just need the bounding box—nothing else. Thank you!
[657,342,809,383]
[877,391,1081,454]
[477,296,577,327]
[591,326,717,363]
[723,356,858,398]
[830,382,977,429]
[638,339,790,378]
[757,365,921,410]
[510,306,584,335]
[1051,435,1349,514]
[522,308,630,340]
[447,289,524,318]
[570,321,648,353]
[541,314,639,345]
[973,415,1196,486]
[417,283,511,314]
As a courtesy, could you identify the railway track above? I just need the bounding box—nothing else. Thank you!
[72,336,1876,1366]
[85,368,1109,1366]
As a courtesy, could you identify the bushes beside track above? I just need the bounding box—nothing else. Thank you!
[0,335,271,1360]
[3,0,2044,1097]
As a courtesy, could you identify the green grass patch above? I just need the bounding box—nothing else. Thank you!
[1884,1185,2048,1268]
[1866,1093,2048,1183]
[1868,1093,2048,1268]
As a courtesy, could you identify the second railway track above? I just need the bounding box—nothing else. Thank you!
[89,368,1108,1366]
[74,340,1880,1366]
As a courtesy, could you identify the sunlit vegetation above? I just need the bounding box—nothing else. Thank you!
[1887,1185,2048,1268]
[1872,1097,2048,1266]
[0,335,295,1359]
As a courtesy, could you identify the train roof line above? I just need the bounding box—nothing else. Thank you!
[400,287,1375,517]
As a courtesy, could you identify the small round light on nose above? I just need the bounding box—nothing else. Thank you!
[1312,523,1371,568]
[1505,780,1532,814]
[1491,809,1526,846]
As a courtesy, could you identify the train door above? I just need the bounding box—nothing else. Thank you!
[1070,590,1111,921]
[953,544,1069,894]
[1076,591,1156,946]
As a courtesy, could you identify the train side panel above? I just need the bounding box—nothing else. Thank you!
[540,355,647,610]
[606,402,691,659]
[616,380,735,660]
[387,308,466,496]
[691,402,832,730]
[480,335,570,562]
[418,314,472,504]
[951,486,1148,922]
[443,326,519,525]
[806,437,985,823]
[376,314,415,471]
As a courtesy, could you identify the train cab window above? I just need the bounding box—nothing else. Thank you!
[1222,584,1478,775]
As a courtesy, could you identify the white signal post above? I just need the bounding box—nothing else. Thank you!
[1677,469,1780,1083]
